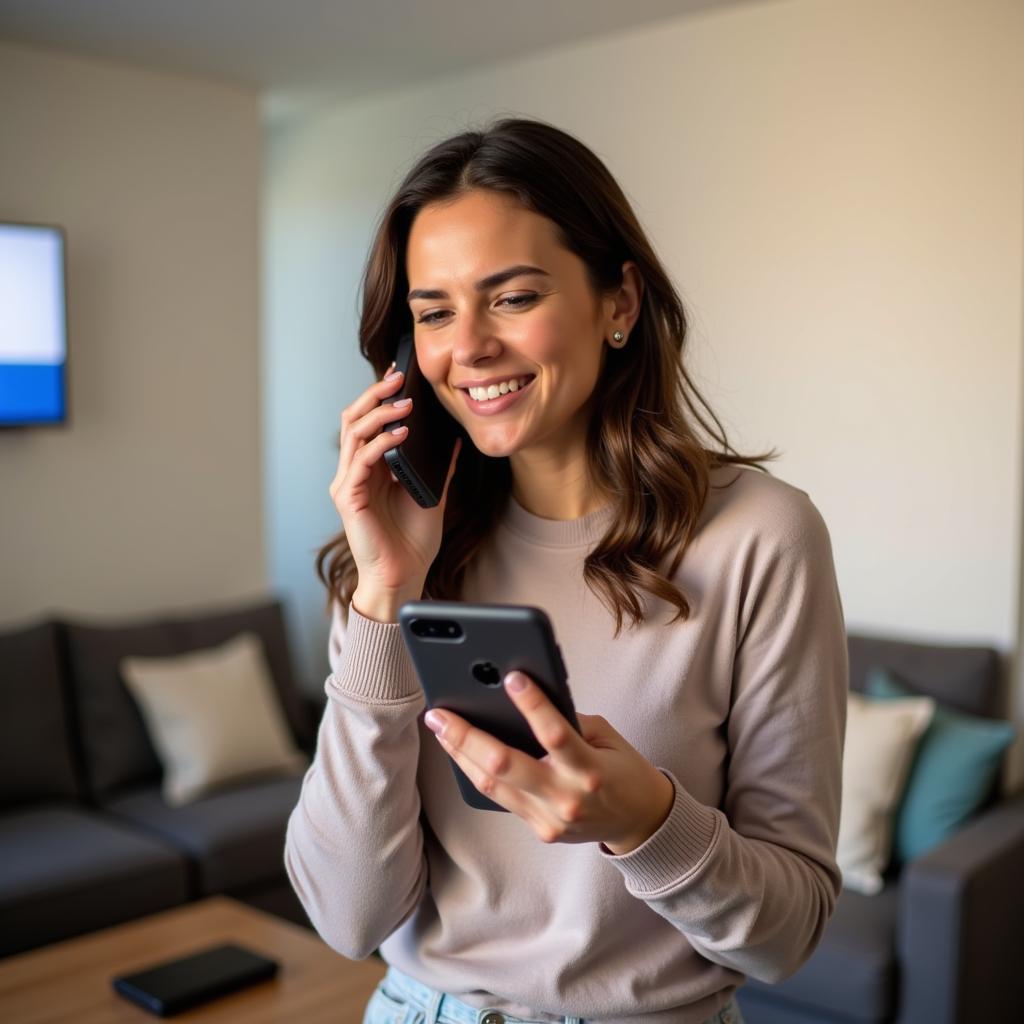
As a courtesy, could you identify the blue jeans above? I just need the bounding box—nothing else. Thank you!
[362,964,746,1024]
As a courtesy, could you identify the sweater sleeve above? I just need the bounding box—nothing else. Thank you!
[599,490,848,985]
[283,598,428,960]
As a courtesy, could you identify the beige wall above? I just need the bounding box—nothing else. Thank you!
[266,0,1024,786]
[0,41,265,623]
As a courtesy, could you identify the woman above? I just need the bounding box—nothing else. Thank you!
[284,117,847,1024]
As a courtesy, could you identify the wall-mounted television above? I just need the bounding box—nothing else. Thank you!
[0,221,69,428]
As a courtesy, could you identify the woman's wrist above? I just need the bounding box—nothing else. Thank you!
[602,769,676,856]
[351,585,422,623]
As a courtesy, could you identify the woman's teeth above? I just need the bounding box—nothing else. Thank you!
[468,376,532,402]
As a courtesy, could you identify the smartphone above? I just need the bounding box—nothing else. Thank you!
[398,600,579,812]
[381,332,465,508]
[111,942,279,1016]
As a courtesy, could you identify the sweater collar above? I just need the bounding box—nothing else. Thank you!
[500,492,617,548]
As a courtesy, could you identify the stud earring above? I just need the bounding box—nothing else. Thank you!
[611,330,626,347]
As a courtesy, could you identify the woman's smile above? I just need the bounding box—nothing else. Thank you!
[458,374,537,415]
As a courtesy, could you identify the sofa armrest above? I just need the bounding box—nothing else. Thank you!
[897,792,1024,1024]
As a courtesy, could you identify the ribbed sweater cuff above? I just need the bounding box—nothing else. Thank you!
[600,768,721,893]
[326,603,421,702]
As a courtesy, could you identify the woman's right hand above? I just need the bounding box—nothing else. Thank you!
[330,365,462,618]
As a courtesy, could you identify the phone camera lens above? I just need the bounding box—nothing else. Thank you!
[410,618,462,640]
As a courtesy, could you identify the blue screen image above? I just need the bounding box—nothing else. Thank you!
[0,223,67,426]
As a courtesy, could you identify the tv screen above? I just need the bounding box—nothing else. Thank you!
[0,221,68,427]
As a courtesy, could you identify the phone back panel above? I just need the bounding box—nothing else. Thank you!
[398,600,578,812]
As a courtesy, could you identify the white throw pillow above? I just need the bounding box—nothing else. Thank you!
[120,632,308,806]
[837,691,935,894]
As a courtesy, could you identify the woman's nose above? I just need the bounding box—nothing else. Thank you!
[449,308,503,367]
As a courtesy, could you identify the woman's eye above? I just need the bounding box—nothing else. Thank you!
[413,292,536,323]
[498,293,537,309]
[415,293,537,325]
[416,310,448,324]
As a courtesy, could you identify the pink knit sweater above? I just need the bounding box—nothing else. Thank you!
[285,464,848,1023]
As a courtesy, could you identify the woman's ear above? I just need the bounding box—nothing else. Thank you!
[604,261,644,344]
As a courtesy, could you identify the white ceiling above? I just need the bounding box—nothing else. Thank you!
[0,0,750,116]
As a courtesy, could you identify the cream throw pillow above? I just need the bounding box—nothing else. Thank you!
[837,691,935,894]
[120,632,308,806]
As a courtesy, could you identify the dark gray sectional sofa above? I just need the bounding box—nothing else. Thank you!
[736,634,1024,1024]
[0,597,321,957]
[3,599,1023,1023]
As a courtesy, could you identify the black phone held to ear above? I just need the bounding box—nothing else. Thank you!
[381,332,464,508]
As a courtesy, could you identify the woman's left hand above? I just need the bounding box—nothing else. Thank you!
[423,671,676,855]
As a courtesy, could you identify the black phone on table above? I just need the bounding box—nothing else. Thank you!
[398,600,579,812]
[380,331,465,508]
[111,942,278,1016]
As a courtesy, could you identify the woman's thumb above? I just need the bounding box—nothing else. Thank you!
[577,712,618,747]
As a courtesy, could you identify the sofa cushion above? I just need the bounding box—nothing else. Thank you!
[0,803,189,957]
[741,883,900,1022]
[64,597,313,799]
[838,692,935,894]
[175,600,313,750]
[120,632,308,806]
[866,668,1016,865]
[103,776,304,895]
[0,620,82,806]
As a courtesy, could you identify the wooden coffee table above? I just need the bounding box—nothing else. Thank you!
[0,896,387,1023]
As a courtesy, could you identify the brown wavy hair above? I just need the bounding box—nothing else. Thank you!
[316,116,779,636]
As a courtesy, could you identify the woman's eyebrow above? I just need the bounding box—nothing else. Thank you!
[407,264,550,302]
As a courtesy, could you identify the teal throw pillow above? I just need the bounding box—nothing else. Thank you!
[864,668,1015,864]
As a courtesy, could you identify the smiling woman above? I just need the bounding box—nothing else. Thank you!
[287,116,848,1024]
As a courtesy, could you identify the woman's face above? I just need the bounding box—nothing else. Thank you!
[405,189,615,460]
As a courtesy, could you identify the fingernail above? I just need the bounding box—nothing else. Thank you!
[385,369,402,381]
[424,710,446,735]
[504,672,528,693]
[392,397,411,407]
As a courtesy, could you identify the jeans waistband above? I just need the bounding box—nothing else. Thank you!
[380,964,585,1024]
